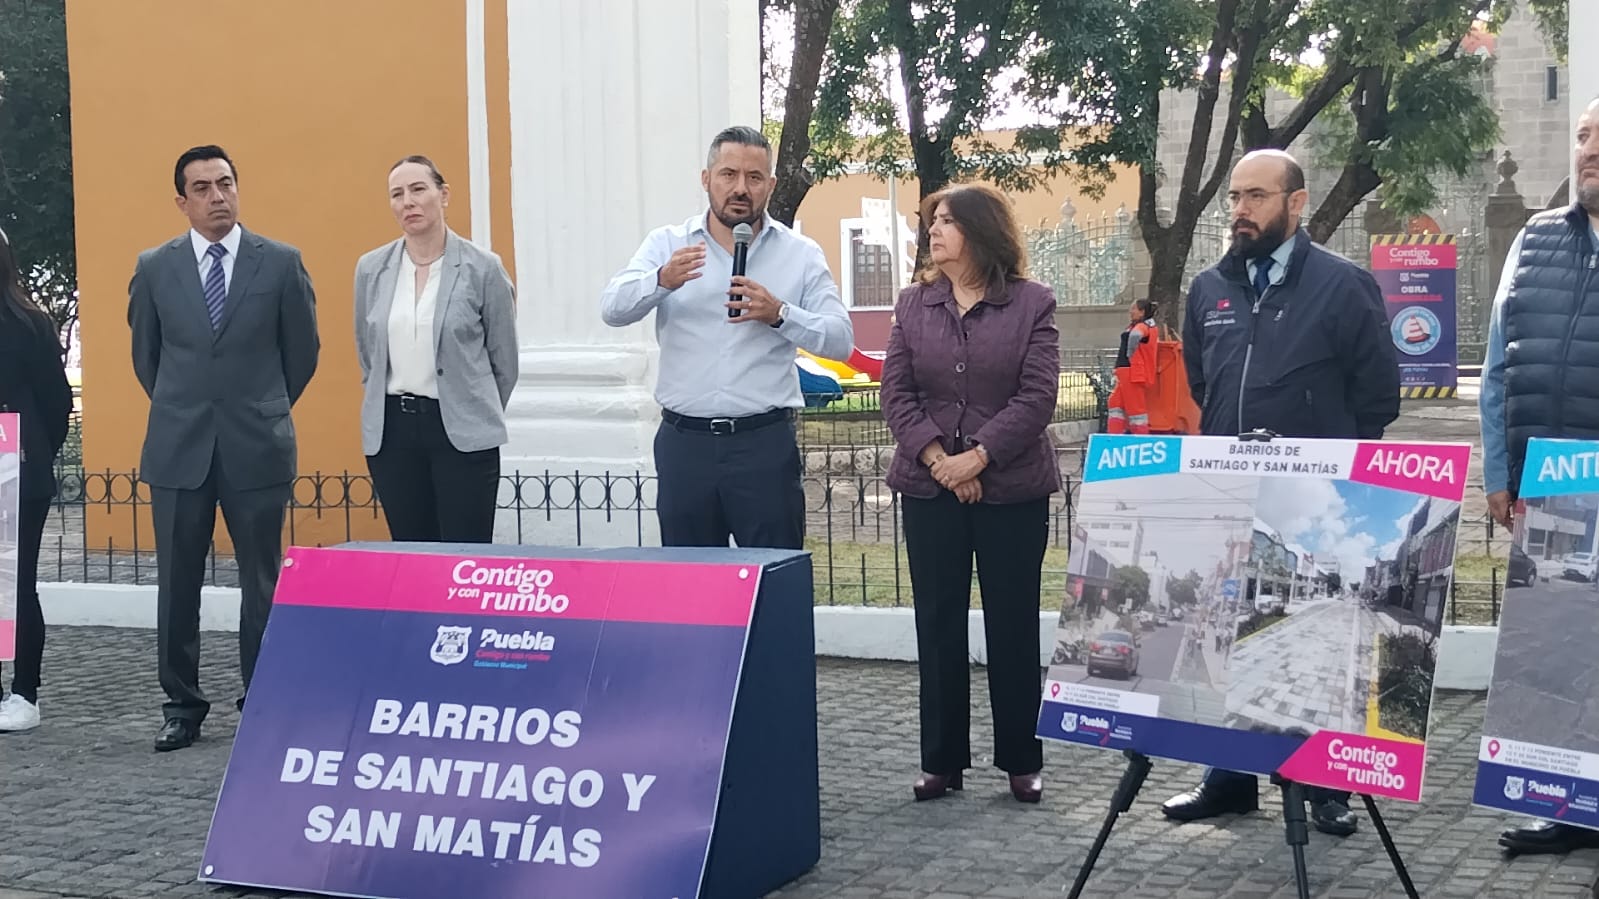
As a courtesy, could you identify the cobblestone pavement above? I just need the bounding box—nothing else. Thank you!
[1228,599,1372,734]
[6,627,1599,898]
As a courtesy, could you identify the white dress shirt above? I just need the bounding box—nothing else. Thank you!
[189,223,242,293]
[386,250,443,398]
[600,213,854,418]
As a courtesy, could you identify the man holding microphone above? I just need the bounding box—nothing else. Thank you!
[601,125,853,550]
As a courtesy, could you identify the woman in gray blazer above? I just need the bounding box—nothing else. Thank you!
[354,155,519,542]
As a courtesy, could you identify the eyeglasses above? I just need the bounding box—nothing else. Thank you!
[1225,189,1290,209]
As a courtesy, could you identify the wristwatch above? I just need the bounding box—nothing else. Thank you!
[771,302,788,328]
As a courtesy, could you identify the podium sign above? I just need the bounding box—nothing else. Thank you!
[1476,439,1599,828]
[0,413,19,662]
[201,544,773,898]
[1037,435,1468,801]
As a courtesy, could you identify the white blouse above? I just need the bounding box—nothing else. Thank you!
[386,250,443,398]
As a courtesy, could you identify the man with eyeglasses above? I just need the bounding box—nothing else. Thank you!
[1165,148,1400,836]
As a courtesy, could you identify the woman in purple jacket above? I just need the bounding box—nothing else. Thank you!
[880,184,1061,804]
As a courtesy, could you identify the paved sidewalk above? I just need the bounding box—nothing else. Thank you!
[5,627,1599,898]
[1228,600,1372,734]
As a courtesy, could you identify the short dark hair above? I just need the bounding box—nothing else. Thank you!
[174,145,237,197]
[390,155,447,188]
[706,126,772,171]
[916,184,1028,295]
[1281,157,1306,194]
[1134,298,1159,320]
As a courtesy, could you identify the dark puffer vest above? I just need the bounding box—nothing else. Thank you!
[1504,205,1599,494]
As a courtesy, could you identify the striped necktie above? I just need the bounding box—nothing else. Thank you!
[204,242,228,330]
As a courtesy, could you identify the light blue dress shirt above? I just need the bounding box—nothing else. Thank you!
[1246,235,1297,297]
[1480,222,1599,495]
[601,212,855,419]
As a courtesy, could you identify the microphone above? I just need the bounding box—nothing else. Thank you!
[729,222,753,318]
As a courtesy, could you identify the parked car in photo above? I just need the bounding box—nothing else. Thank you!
[1563,551,1597,583]
[1507,544,1537,587]
[1087,630,1140,679]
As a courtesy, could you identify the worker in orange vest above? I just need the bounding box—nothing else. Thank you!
[1106,298,1159,434]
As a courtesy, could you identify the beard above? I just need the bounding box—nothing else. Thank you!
[711,193,763,230]
[1231,206,1292,259]
[1578,175,1599,218]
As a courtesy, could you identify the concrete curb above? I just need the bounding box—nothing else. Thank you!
[40,582,1497,691]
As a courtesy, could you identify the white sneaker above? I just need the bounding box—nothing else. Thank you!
[0,693,40,731]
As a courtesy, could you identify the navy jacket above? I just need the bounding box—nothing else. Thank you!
[1181,229,1399,439]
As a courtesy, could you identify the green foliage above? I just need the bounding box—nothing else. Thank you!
[0,0,75,334]
[1165,570,1203,607]
[1111,564,1151,609]
[1526,0,1567,61]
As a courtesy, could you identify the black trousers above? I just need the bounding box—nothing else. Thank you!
[152,449,289,724]
[653,417,804,549]
[2,497,52,702]
[903,491,1049,776]
[366,395,501,543]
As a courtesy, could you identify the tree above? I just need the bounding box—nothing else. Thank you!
[1111,565,1151,611]
[1326,571,1343,593]
[763,0,844,226]
[1029,0,1505,328]
[0,0,75,337]
[1166,571,1202,607]
[808,0,1121,257]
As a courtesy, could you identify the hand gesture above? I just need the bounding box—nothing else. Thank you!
[657,243,707,291]
[726,276,784,324]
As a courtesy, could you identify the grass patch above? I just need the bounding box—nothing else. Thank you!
[804,537,1070,608]
[1450,552,1504,625]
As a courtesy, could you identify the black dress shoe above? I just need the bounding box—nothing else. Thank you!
[1499,819,1599,855]
[912,771,963,801]
[1310,797,1358,837]
[1009,771,1043,803]
[154,719,200,753]
[1161,783,1259,822]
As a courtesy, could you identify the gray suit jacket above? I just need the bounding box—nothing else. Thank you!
[128,227,321,491]
[353,230,519,455]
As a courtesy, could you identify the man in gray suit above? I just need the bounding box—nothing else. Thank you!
[128,145,320,752]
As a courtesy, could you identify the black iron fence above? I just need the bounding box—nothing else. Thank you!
[41,448,1507,626]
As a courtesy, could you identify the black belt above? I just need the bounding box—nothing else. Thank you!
[387,393,439,414]
[661,408,793,436]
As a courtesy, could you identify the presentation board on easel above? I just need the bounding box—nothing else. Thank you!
[1476,438,1599,827]
[1037,434,1469,801]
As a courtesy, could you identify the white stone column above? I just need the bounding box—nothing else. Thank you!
[1574,0,1597,185]
[496,0,760,545]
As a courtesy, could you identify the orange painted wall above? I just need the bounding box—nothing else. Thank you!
[67,0,513,549]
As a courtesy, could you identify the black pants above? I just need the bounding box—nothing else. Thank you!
[366,395,501,543]
[152,449,289,724]
[2,497,52,702]
[653,417,804,549]
[903,491,1049,775]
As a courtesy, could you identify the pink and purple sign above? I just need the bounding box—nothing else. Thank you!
[0,412,19,662]
[1042,434,1468,802]
[1371,236,1459,397]
[200,545,762,898]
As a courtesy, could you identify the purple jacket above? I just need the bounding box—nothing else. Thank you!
[881,276,1062,503]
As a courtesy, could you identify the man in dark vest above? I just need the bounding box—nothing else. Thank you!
[1481,96,1599,857]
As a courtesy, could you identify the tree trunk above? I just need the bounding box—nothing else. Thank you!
[766,0,842,227]
[1307,162,1383,243]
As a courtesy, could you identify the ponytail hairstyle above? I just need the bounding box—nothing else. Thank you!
[1134,298,1158,323]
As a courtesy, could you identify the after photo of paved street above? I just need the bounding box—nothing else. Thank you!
[1046,471,1256,725]
[1482,494,1599,751]
[1225,479,1460,741]
[0,452,20,628]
